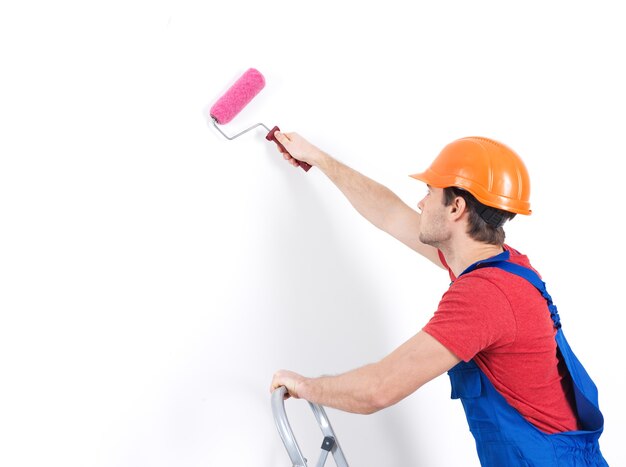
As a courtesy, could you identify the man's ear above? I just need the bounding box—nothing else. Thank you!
[449,196,467,220]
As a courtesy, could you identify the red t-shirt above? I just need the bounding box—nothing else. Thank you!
[423,245,580,433]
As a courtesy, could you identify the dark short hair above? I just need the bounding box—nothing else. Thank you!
[443,187,516,246]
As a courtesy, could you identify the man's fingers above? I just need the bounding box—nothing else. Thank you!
[281,152,299,167]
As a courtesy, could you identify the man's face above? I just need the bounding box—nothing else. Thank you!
[417,186,451,247]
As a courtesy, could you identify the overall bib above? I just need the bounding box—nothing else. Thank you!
[448,251,608,466]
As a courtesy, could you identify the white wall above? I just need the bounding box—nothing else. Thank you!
[1,1,624,466]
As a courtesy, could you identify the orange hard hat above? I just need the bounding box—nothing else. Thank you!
[410,137,532,215]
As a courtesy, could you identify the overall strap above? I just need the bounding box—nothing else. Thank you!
[469,258,604,432]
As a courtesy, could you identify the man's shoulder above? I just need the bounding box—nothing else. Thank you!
[504,244,541,276]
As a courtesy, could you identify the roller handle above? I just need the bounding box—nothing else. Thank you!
[266,126,312,172]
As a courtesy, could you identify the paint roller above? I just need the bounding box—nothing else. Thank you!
[210,68,312,172]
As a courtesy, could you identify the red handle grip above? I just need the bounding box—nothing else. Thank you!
[266,126,312,172]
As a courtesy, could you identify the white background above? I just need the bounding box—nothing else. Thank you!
[1,1,624,466]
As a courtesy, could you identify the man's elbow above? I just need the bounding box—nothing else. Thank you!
[361,388,397,415]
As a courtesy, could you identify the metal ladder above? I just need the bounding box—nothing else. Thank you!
[271,386,349,467]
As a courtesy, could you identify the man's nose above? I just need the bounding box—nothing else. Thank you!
[417,198,425,212]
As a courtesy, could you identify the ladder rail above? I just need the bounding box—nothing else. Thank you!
[271,386,349,467]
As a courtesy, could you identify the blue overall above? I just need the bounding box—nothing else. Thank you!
[447,251,608,466]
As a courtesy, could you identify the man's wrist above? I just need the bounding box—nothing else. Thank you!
[314,151,334,173]
[297,377,313,400]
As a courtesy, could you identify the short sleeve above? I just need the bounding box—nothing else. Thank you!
[423,274,517,362]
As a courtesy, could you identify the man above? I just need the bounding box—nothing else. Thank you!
[269,132,607,465]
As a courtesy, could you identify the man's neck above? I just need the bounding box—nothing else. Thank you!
[440,241,505,278]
